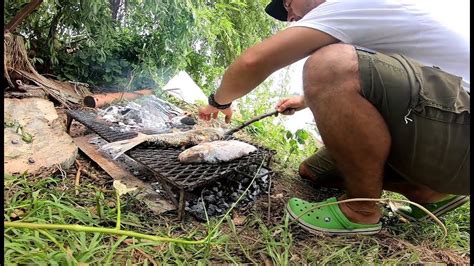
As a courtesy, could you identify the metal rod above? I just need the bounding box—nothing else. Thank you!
[224,108,295,137]
[224,110,279,136]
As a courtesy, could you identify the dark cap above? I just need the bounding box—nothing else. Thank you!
[265,0,288,21]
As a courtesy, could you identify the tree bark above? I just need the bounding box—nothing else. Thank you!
[109,0,122,21]
[45,6,64,72]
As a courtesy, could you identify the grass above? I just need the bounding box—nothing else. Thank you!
[3,85,470,264]
[4,166,470,264]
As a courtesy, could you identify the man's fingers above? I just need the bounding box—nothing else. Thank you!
[277,104,287,113]
[279,107,296,115]
[224,113,232,124]
[212,112,218,119]
[275,99,288,110]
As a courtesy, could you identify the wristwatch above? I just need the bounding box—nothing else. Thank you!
[208,92,232,109]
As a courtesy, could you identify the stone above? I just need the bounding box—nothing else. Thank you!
[4,98,78,175]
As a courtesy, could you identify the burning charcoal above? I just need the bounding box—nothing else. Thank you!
[191,202,204,212]
[180,116,196,125]
[219,201,229,208]
[207,204,217,216]
[204,195,216,203]
[120,108,131,115]
[231,192,239,201]
[202,189,211,197]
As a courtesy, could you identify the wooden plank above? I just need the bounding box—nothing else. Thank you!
[73,134,175,214]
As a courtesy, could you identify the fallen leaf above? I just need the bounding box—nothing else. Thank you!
[271,193,283,199]
[290,254,300,261]
[232,213,246,226]
[10,209,25,219]
[113,179,137,196]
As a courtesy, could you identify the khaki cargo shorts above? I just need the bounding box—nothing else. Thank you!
[304,46,470,195]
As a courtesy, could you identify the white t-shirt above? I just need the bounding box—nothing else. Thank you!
[290,0,470,92]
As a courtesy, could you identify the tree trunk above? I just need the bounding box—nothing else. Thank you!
[109,0,122,21]
[45,6,64,73]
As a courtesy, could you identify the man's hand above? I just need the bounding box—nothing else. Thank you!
[276,95,307,115]
[198,105,233,123]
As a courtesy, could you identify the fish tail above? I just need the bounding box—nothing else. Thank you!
[100,132,150,159]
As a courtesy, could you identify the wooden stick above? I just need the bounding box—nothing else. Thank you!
[74,160,83,195]
[80,168,99,180]
[4,0,43,34]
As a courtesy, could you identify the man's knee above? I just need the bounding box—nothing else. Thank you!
[299,162,318,182]
[303,44,360,98]
[299,161,345,188]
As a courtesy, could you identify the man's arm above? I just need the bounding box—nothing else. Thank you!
[213,27,339,104]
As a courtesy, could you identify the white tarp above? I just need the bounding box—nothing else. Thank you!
[162,71,207,104]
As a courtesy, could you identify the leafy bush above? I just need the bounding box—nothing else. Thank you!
[4,0,282,93]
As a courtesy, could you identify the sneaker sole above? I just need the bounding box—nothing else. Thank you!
[393,195,469,222]
[285,203,381,236]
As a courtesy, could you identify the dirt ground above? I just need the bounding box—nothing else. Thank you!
[51,107,469,264]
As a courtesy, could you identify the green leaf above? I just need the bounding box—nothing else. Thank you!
[295,129,309,144]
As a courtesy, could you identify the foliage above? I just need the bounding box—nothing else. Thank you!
[4,0,282,92]
[231,71,319,171]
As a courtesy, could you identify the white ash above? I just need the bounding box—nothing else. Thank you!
[185,166,270,220]
[97,95,189,133]
[88,134,159,182]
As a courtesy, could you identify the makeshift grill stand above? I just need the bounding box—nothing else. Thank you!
[66,109,275,219]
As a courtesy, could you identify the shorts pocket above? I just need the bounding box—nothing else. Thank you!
[418,66,470,114]
[402,56,470,124]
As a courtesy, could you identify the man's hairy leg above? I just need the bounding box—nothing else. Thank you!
[302,44,390,224]
[300,161,448,204]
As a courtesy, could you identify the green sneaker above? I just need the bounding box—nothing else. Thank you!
[390,195,469,222]
[286,197,382,235]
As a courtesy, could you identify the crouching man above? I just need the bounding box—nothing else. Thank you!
[198,0,469,235]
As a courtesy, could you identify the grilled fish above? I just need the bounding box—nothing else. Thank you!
[178,140,257,163]
[101,128,225,159]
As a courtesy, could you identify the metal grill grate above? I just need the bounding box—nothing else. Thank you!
[66,109,274,190]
